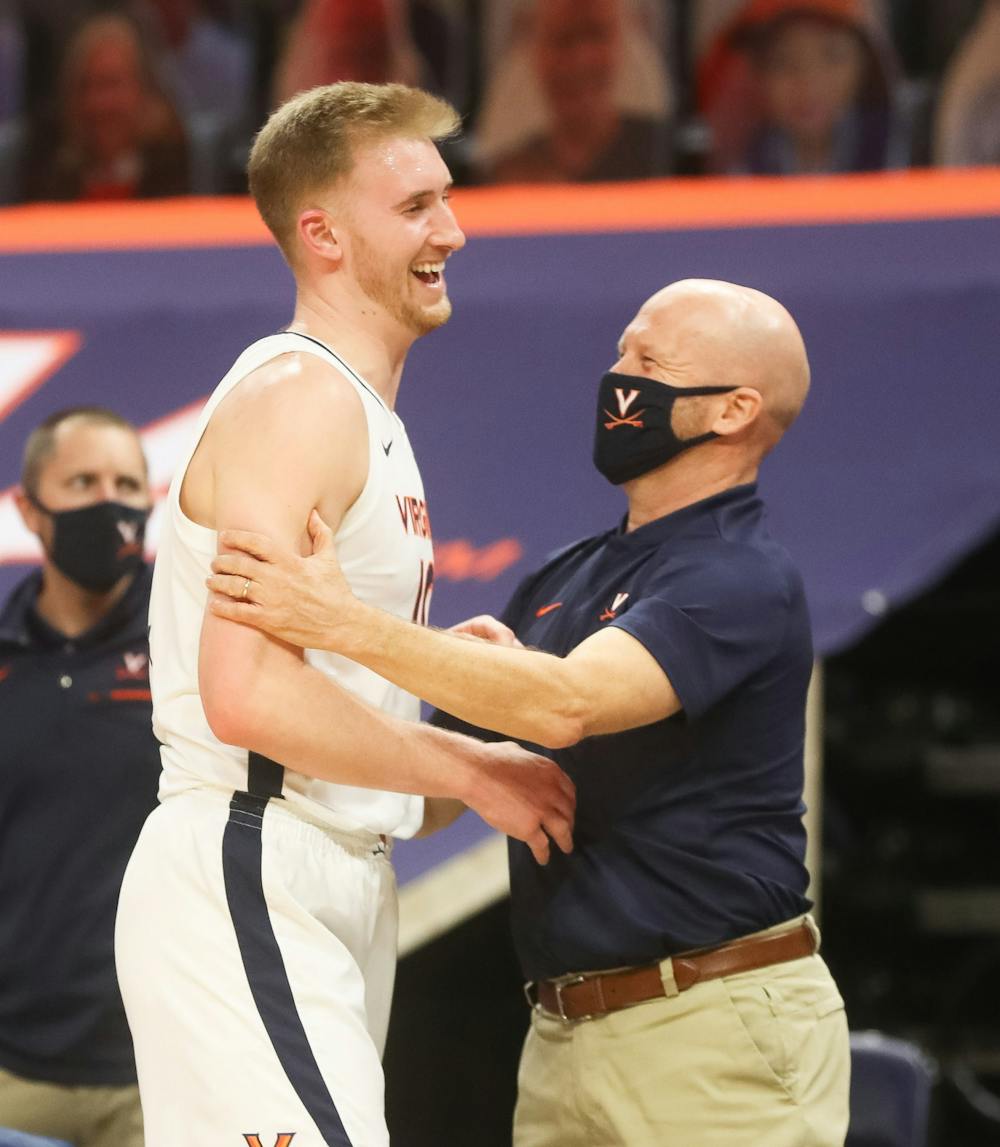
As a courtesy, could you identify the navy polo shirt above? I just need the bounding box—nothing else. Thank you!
[439,484,813,982]
[0,566,160,1086]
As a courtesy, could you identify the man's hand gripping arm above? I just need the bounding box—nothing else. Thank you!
[207,508,681,748]
[193,358,574,862]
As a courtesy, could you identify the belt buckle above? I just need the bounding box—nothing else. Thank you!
[553,973,592,1023]
[524,974,596,1023]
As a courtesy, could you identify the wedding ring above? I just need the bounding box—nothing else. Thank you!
[241,578,252,600]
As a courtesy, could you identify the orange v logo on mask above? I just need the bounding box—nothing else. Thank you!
[243,1135,296,1147]
[603,387,645,430]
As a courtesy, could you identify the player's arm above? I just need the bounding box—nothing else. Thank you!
[194,358,574,860]
[206,511,679,748]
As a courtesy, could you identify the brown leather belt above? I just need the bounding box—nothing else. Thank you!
[529,921,817,1022]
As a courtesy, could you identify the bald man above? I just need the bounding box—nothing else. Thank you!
[206,280,850,1146]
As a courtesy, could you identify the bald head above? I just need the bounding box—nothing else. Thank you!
[628,279,810,442]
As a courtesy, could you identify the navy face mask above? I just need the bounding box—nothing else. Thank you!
[593,371,737,485]
[30,497,149,592]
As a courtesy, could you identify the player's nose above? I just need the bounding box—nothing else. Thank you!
[436,203,466,253]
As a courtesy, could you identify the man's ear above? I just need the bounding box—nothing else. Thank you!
[14,487,43,537]
[297,208,344,266]
[712,387,763,438]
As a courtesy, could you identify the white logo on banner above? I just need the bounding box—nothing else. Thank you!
[0,331,205,566]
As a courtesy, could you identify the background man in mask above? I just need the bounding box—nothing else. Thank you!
[207,278,851,1146]
[0,406,157,1147]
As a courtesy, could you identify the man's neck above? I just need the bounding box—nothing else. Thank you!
[34,565,132,640]
[290,289,413,409]
[623,453,759,532]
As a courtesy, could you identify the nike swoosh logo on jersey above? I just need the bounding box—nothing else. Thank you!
[381,439,393,456]
[535,602,563,618]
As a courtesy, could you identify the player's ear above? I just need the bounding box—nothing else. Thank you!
[298,208,344,266]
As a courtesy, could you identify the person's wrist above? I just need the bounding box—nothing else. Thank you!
[335,594,377,656]
[447,736,492,806]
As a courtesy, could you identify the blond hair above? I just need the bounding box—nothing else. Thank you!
[248,82,460,261]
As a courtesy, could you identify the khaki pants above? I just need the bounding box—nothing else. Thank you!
[514,945,849,1147]
[0,1066,143,1147]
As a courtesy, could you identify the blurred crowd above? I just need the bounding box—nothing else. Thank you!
[0,0,997,205]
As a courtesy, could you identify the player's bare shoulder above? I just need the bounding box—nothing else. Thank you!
[183,350,369,530]
[218,350,367,438]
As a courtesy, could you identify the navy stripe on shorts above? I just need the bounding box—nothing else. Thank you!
[222,790,353,1146]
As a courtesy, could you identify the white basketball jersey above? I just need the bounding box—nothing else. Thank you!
[149,332,431,838]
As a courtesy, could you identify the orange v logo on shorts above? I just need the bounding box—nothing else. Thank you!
[243,1135,295,1146]
[535,602,563,618]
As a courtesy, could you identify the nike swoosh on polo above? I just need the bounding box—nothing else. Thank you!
[381,439,393,456]
[535,602,563,618]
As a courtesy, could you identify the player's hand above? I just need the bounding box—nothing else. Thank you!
[207,509,353,650]
[466,741,575,865]
[450,615,523,647]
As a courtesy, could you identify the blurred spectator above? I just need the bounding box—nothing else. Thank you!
[0,0,25,125]
[692,0,890,58]
[130,0,253,134]
[272,0,428,106]
[700,0,909,174]
[19,13,190,202]
[0,408,158,1147]
[934,0,1000,166]
[475,0,673,183]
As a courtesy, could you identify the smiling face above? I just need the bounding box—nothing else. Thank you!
[617,280,810,443]
[332,135,466,336]
[610,302,721,441]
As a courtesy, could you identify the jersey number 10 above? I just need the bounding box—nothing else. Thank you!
[412,559,434,627]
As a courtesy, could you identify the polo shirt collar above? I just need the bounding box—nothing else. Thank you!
[0,564,152,650]
[611,482,760,550]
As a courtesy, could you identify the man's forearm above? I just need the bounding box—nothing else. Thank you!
[339,604,586,749]
[202,627,483,801]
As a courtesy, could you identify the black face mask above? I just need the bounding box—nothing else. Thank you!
[30,497,149,592]
[593,371,737,485]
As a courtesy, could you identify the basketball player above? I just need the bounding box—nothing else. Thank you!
[114,83,575,1147]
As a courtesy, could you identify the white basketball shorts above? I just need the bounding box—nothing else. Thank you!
[115,787,398,1147]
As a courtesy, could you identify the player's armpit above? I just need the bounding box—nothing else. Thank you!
[562,626,681,738]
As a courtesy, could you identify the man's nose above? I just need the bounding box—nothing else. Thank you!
[435,204,466,253]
